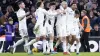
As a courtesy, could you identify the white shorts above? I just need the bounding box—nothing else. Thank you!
[74,28,81,38]
[19,29,28,37]
[34,23,46,37]
[56,25,67,37]
[66,24,76,36]
[46,24,54,35]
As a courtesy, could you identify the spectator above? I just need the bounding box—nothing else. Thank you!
[89,10,97,29]
[91,24,100,36]
[97,0,100,7]
[84,0,92,11]
[92,3,97,10]
[95,10,100,27]
[0,11,8,25]
[0,25,5,36]
[0,6,3,17]
[14,22,20,37]
[1,0,8,13]
[6,5,18,24]
[4,18,15,52]
[78,1,84,12]
[24,0,32,9]
[28,6,36,37]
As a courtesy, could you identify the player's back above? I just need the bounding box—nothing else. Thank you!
[35,7,46,24]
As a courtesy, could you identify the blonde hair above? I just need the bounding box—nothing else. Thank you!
[61,1,67,6]
[82,10,87,15]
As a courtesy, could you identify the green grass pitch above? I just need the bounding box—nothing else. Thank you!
[0,52,100,56]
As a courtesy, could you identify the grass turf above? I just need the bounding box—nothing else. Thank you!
[0,52,100,56]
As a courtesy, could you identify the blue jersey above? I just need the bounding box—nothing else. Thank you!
[5,23,15,41]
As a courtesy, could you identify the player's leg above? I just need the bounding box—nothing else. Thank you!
[54,37,61,51]
[54,25,61,51]
[24,35,40,50]
[62,36,67,54]
[42,35,47,54]
[24,37,32,54]
[63,27,70,55]
[10,30,25,54]
[76,38,81,55]
[49,33,57,54]
[24,39,37,47]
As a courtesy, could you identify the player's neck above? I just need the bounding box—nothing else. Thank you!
[49,9,54,11]
[39,6,44,9]
[20,8,24,10]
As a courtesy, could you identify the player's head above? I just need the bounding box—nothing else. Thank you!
[75,10,80,18]
[61,1,67,9]
[81,10,87,17]
[36,1,44,8]
[8,17,13,24]
[49,2,56,10]
[71,3,77,10]
[18,1,25,9]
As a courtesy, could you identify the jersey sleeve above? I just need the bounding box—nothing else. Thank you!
[16,10,24,21]
[43,9,58,16]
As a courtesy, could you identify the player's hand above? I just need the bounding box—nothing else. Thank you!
[80,27,84,31]
[29,15,32,18]
[62,10,66,14]
[34,25,39,34]
[26,12,30,15]
[56,9,61,14]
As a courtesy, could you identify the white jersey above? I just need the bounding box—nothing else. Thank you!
[35,7,57,26]
[45,9,57,35]
[66,7,75,25]
[47,10,57,27]
[17,9,27,30]
[35,7,47,25]
[56,6,67,26]
[73,18,79,29]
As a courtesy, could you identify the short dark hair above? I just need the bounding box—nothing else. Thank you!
[18,1,24,5]
[36,2,42,8]
[75,10,80,15]
[49,2,56,7]
[70,3,77,6]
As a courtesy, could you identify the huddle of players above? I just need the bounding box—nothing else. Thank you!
[10,1,83,55]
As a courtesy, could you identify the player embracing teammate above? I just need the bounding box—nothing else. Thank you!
[9,1,84,56]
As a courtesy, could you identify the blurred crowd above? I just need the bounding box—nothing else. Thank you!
[0,0,100,37]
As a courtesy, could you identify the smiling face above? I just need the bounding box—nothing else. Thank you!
[61,1,67,9]
[71,3,77,11]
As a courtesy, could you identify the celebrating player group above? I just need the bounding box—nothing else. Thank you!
[9,1,84,56]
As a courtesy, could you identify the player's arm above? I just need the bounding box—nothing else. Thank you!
[17,12,30,21]
[78,22,84,31]
[43,9,59,16]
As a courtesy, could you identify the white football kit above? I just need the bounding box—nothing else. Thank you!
[66,7,76,36]
[34,7,57,37]
[56,6,67,37]
[45,10,57,35]
[17,8,28,37]
[73,18,81,38]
